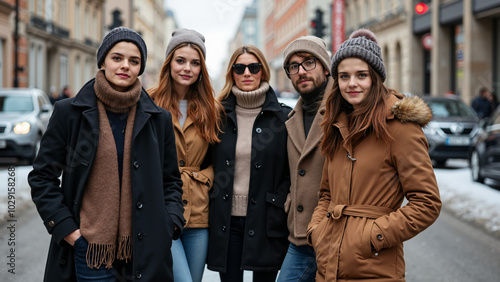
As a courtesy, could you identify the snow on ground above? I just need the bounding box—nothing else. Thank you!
[1,161,500,238]
[433,159,500,237]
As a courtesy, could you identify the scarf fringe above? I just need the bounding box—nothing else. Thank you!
[116,235,133,262]
[86,243,116,269]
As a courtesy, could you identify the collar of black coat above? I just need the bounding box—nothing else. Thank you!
[71,78,162,115]
[222,85,282,114]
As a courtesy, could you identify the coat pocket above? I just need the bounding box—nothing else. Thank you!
[361,219,375,258]
[266,192,288,237]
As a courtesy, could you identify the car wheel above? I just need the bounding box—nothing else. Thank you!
[470,150,485,183]
[28,134,41,165]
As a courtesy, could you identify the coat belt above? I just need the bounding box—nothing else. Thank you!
[180,166,201,176]
[327,202,393,220]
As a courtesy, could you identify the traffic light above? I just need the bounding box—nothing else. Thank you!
[415,3,429,14]
[311,9,325,38]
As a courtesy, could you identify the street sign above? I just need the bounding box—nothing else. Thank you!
[422,33,432,50]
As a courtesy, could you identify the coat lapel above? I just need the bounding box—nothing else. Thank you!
[286,98,306,154]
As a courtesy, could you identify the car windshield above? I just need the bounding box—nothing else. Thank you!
[427,99,476,118]
[0,96,34,113]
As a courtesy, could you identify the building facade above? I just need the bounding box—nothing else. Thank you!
[104,0,169,89]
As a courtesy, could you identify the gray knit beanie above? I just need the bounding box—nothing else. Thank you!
[97,27,147,76]
[165,28,206,59]
[283,36,331,78]
[331,29,386,82]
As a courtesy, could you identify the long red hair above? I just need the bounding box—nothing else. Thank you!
[148,43,223,143]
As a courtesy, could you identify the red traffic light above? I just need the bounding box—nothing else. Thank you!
[310,20,317,28]
[415,3,429,14]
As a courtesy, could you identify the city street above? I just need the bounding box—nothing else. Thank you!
[0,160,499,281]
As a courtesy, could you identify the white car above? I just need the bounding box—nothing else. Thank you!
[0,88,53,164]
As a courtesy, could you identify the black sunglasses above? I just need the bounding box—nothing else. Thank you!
[232,63,262,75]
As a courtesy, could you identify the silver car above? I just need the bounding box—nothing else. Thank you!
[0,88,53,164]
[423,96,479,166]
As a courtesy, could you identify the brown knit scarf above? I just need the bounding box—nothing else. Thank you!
[79,70,141,268]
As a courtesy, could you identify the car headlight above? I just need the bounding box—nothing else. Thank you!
[13,121,31,134]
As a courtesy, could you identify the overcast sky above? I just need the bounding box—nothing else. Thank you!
[165,0,254,78]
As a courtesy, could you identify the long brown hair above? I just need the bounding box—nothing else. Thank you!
[148,43,223,143]
[217,45,271,101]
[320,66,396,157]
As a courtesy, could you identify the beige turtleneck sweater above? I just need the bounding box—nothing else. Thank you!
[231,82,269,216]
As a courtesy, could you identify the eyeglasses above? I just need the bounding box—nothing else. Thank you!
[232,63,262,75]
[284,58,318,75]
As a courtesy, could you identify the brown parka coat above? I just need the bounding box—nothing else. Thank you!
[173,116,213,227]
[307,94,442,282]
[284,77,333,246]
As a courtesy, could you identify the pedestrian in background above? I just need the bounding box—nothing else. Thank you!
[207,45,291,282]
[148,28,223,282]
[29,27,184,282]
[472,87,493,118]
[307,29,442,281]
[277,35,333,282]
[487,91,499,113]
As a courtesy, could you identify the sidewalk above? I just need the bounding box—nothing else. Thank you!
[1,160,499,240]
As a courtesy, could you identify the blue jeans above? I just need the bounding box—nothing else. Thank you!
[171,228,209,282]
[73,237,117,282]
[277,243,317,282]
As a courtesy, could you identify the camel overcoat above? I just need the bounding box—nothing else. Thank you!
[173,116,213,227]
[307,94,442,282]
[284,77,333,246]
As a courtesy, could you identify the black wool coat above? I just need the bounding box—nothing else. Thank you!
[29,78,184,282]
[207,88,291,273]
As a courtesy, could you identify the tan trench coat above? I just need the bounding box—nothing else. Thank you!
[307,94,442,281]
[284,78,332,246]
[174,116,213,228]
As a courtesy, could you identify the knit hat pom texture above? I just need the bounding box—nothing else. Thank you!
[331,28,386,82]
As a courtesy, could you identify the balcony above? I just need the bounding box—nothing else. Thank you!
[30,15,70,39]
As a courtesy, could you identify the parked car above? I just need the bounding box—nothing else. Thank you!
[422,96,479,166]
[0,88,53,164]
[469,105,500,183]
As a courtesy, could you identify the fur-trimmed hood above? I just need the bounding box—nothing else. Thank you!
[391,95,432,127]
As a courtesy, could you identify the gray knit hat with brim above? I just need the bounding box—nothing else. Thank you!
[97,27,147,76]
[165,28,206,59]
[331,29,386,82]
[283,36,331,78]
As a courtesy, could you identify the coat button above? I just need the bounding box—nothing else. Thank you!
[222,194,229,200]
[182,199,188,205]
[179,160,185,167]
[254,163,261,169]
[251,198,257,205]
[49,220,55,227]
[248,230,255,236]
[233,128,237,133]
[222,226,227,232]
[298,169,306,176]
[136,202,143,209]
[326,212,331,218]
[136,271,142,279]
[256,128,262,133]
[226,160,231,166]
[260,111,264,115]
[297,205,304,212]
[59,259,67,265]
[138,233,143,240]
[133,161,140,168]
[377,234,383,240]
